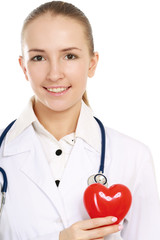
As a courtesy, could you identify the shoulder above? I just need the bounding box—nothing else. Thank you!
[104,127,155,190]
[106,127,149,151]
[105,127,152,163]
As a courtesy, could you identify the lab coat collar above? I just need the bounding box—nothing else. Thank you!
[3,97,102,155]
[3,125,34,156]
[75,101,101,153]
[5,96,37,145]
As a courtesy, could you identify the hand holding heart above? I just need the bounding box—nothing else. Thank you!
[83,183,132,224]
[60,182,131,240]
[59,216,123,240]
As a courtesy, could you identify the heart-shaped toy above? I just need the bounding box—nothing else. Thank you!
[83,183,132,224]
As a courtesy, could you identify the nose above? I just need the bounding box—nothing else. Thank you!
[46,59,64,82]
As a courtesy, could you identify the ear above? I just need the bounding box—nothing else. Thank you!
[18,56,29,81]
[88,52,99,78]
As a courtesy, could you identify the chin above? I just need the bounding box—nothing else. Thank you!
[47,100,81,113]
[45,102,71,113]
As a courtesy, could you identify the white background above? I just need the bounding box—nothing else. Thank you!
[0,0,160,196]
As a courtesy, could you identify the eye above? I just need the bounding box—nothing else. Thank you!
[31,55,45,61]
[64,54,77,60]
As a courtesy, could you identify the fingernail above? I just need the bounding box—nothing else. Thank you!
[112,217,118,222]
[118,224,123,231]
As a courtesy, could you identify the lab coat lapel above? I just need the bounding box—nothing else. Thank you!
[3,126,68,226]
[59,138,100,195]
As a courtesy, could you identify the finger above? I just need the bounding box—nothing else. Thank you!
[95,238,104,240]
[87,224,122,239]
[78,216,118,230]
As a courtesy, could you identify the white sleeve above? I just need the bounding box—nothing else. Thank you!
[121,148,160,240]
[29,232,60,240]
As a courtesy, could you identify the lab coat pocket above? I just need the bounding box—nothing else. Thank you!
[28,231,60,240]
[27,222,63,240]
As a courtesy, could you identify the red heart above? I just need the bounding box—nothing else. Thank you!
[83,183,132,224]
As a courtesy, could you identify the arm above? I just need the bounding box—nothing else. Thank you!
[121,149,160,240]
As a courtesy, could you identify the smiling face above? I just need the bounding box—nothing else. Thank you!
[19,14,98,114]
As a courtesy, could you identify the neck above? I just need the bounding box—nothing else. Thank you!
[33,100,82,140]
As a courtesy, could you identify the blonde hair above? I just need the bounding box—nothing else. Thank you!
[21,1,95,107]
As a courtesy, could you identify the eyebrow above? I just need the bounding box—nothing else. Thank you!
[61,47,82,52]
[28,49,45,53]
[28,47,82,53]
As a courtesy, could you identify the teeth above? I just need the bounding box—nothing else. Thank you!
[47,87,68,93]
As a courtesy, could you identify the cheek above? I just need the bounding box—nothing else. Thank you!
[26,63,45,83]
[65,61,89,84]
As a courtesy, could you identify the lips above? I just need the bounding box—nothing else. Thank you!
[44,86,71,95]
[47,87,68,93]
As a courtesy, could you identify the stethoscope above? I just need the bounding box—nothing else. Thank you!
[0,120,16,218]
[0,117,107,217]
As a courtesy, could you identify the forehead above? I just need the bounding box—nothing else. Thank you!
[23,14,87,51]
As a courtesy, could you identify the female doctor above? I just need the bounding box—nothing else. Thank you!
[0,1,160,240]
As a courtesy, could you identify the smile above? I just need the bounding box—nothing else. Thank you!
[47,87,68,93]
[44,86,71,96]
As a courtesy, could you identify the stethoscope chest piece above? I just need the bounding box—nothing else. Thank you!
[87,172,108,187]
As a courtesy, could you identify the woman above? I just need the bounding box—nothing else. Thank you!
[0,1,160,239]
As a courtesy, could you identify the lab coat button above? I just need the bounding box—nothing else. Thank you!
[55,180,60,187]
[55,149,62,156]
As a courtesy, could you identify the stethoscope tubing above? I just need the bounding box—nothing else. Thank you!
[94,117,106,174]
[0,117,106,212]
[0,120,16,194]
[0,120,16,148]
[0,168,8,193]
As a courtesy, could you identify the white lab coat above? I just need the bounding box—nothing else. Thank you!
[0,123,160,240]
